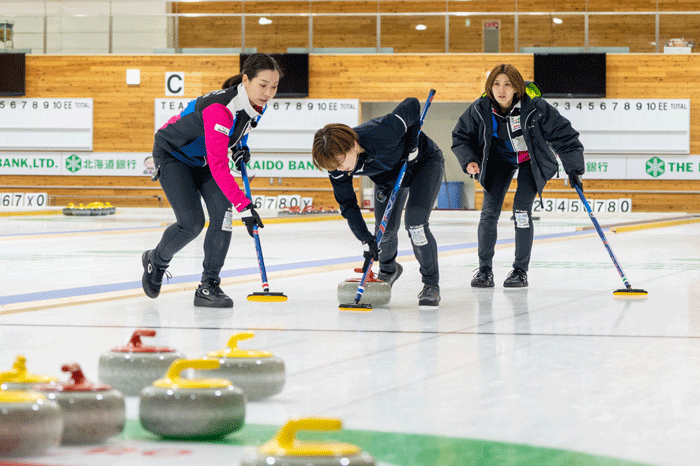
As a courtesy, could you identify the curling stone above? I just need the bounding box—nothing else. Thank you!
[240,418,376,466]
[0,390,63,457]
[195,332,285,401]
[73,203,91,216]
[337,268,391,307]
[139,358,245,438]
[35,363,125,445]
[62,202,76,216]
[97,329,185,396]
[0,355,58,391]
[104,202,116,215]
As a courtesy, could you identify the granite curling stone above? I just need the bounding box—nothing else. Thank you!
[194,332,285,401]
[0,355,58,391]
[0,390,63,457]
[139,358,245,439]
[98,329,185,396]
[240,418,376,466]
[36,363,125,445]
[337,268,391,307]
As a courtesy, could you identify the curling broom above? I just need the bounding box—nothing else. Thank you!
[340,89,436,311]
[575,184,648,297]
[239,160,288,302]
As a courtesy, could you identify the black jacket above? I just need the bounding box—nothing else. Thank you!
[451,82,584,194]
[328,97,440,242]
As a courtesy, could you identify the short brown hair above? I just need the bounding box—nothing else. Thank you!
[485,63,526,102]
[312,123,359,171]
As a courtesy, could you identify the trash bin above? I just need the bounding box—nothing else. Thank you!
[436,181,464,209]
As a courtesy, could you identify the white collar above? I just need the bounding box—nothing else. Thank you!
[227,83,263,118]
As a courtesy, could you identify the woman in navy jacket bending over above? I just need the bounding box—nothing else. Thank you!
[142,53,279,308]
[312,98,444,306]
[452,63,585,288]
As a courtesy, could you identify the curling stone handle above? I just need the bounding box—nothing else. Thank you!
[127,329,157,348]
[61,363,87,385]
[276,418,342,448]
[12,355,27,372]
[164,359,220,381]
[225,332,255,353]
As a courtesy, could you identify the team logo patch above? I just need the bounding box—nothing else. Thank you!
[214,123,230,136]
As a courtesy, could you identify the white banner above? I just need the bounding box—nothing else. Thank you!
[0,151,326,177]
[0,98,93,151]
[154,98,360,152]
[0,152,152,176]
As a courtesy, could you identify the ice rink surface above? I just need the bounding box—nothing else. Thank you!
[1,207,700,466]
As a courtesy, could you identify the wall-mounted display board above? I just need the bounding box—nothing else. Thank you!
[155,98,360,152]
[548,99,689,154]
[0,98,93,151]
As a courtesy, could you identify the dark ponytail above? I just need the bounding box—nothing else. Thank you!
[221,53,283,89]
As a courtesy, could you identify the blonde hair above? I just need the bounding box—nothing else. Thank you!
[485,63,526,102]
[312,123,359,171]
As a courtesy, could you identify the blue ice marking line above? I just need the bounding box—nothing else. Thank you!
[0,225,162,238]
[0,228,599,306]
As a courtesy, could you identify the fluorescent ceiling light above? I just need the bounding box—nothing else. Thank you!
[415,24,427,30]
[553,17,563,24]
[259,17,272,25]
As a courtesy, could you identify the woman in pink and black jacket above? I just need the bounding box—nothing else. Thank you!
[142,53,280,308]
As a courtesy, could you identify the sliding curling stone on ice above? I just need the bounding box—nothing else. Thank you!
[139,358,245,438]
[337,268,391,308]
[194,332,285,401]
[0,355,58,390]
[35,363,125,445]
[240,418,375,466]
[97,329,185,396]
[0,390,63,457]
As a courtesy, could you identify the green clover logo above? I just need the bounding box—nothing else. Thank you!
[66,154,82,173]
[646,157,665,178]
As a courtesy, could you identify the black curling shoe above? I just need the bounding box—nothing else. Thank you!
[503,268,528,288]
[471,266,494,288]
[142,250,171,299]
[194,280,233,308]
[418,284,440,306]
[377,263,404,286]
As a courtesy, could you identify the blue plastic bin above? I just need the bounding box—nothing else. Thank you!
[436,181,464,209]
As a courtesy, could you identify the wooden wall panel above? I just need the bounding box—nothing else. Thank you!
[244,15,309,53]
[312,16,377,48]
[517,15,586,49]
[379,15,446,53]
[589,14,657,52]
[179,17,242,48]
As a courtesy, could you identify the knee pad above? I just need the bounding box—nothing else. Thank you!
[514,210,530,229]
[408,224,429,246]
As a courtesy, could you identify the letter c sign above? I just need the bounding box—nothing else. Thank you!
[165,72,185,96]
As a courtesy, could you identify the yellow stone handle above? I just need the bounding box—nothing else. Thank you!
[225,332,254,353]
[164,359,219,381]
[207,332,273,359]
[276,418,342,448]
[153,358,230,389]
[259,418,361,457]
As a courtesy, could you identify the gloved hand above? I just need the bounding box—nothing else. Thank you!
[241,203,264,237]
[568,170,584,192]
[361,235,379,273]
[232,146,251,170]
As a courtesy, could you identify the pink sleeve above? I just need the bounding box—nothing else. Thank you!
[202,104,251,213]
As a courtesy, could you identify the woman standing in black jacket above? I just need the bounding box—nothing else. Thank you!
[452,63,585,288]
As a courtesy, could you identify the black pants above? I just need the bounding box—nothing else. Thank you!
[478,160,538,272]
[152,152,233,284]
[373,153,444,287]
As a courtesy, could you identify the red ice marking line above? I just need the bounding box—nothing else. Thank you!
[84,446,193,457]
